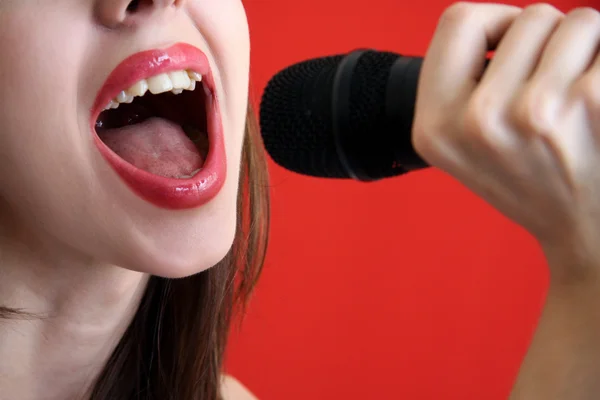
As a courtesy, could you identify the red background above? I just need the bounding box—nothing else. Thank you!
[227,0,594,399]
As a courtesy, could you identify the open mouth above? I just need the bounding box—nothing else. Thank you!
[91,43,226,210]
[95,70,209,180]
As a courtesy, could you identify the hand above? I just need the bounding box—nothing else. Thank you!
[412,2,600,284]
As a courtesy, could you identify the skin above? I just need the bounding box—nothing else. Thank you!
[0,0,599,399]
[413,3,600,398]
[0,0,253,398]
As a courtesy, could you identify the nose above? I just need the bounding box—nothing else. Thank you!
[95,0,187,28]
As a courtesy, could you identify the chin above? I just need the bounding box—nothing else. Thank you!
[115,214,238,279]
[135,249,231,280]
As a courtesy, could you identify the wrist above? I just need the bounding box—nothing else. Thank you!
[510,250,600,400]
[541,238,600,288]
[510,284,600,400]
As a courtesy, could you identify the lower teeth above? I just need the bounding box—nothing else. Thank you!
[178,168,201,179]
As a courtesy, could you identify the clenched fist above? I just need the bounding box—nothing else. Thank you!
[412,2,600,284]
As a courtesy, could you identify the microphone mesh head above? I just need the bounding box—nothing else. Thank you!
[259,51,400,179]
[259,55,347,178]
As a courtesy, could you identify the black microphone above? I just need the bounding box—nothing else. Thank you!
[259,49,428,181]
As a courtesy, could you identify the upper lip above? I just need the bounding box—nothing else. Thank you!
[91,42,215,122]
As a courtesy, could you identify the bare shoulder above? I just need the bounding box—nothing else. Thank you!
[221,375,258,400]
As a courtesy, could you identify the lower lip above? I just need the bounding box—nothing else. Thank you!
[90,44,227,211]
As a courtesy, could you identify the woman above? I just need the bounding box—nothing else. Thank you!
[0,0,598,399]
[0,0,267,398]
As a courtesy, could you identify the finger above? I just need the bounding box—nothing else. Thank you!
[415,3,521,117]
[533,7,600,91]
[508,8,599,139]
[578,54,600,129]
[478,4,564,104]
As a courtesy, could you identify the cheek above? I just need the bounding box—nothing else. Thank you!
[0,11,89,210]
[119,201,239,278]
[188,0,251,130]
[186,0,250,218]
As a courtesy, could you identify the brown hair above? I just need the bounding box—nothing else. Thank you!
[0,103,270,400]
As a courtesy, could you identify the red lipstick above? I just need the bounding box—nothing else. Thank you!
[91,43,226,210]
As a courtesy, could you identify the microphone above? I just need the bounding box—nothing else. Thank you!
[259,49,428,181]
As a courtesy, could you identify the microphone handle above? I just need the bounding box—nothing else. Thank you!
[386,54,492,173]
[332,49,491,181]
[331,50,428,182]
[385,55,428,172]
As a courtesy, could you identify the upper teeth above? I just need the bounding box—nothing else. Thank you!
[104,70,202,111]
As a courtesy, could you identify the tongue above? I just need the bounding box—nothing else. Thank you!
[98,117,204,179]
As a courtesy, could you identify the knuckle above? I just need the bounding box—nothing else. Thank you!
[512,85,556,135]
[412,115,456,162]
[411,119,439,158]
[522,3,563,20]
[566,7,600,26]
[463,91,501,140]
[577,74,600,112]
[440,2,478,26]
